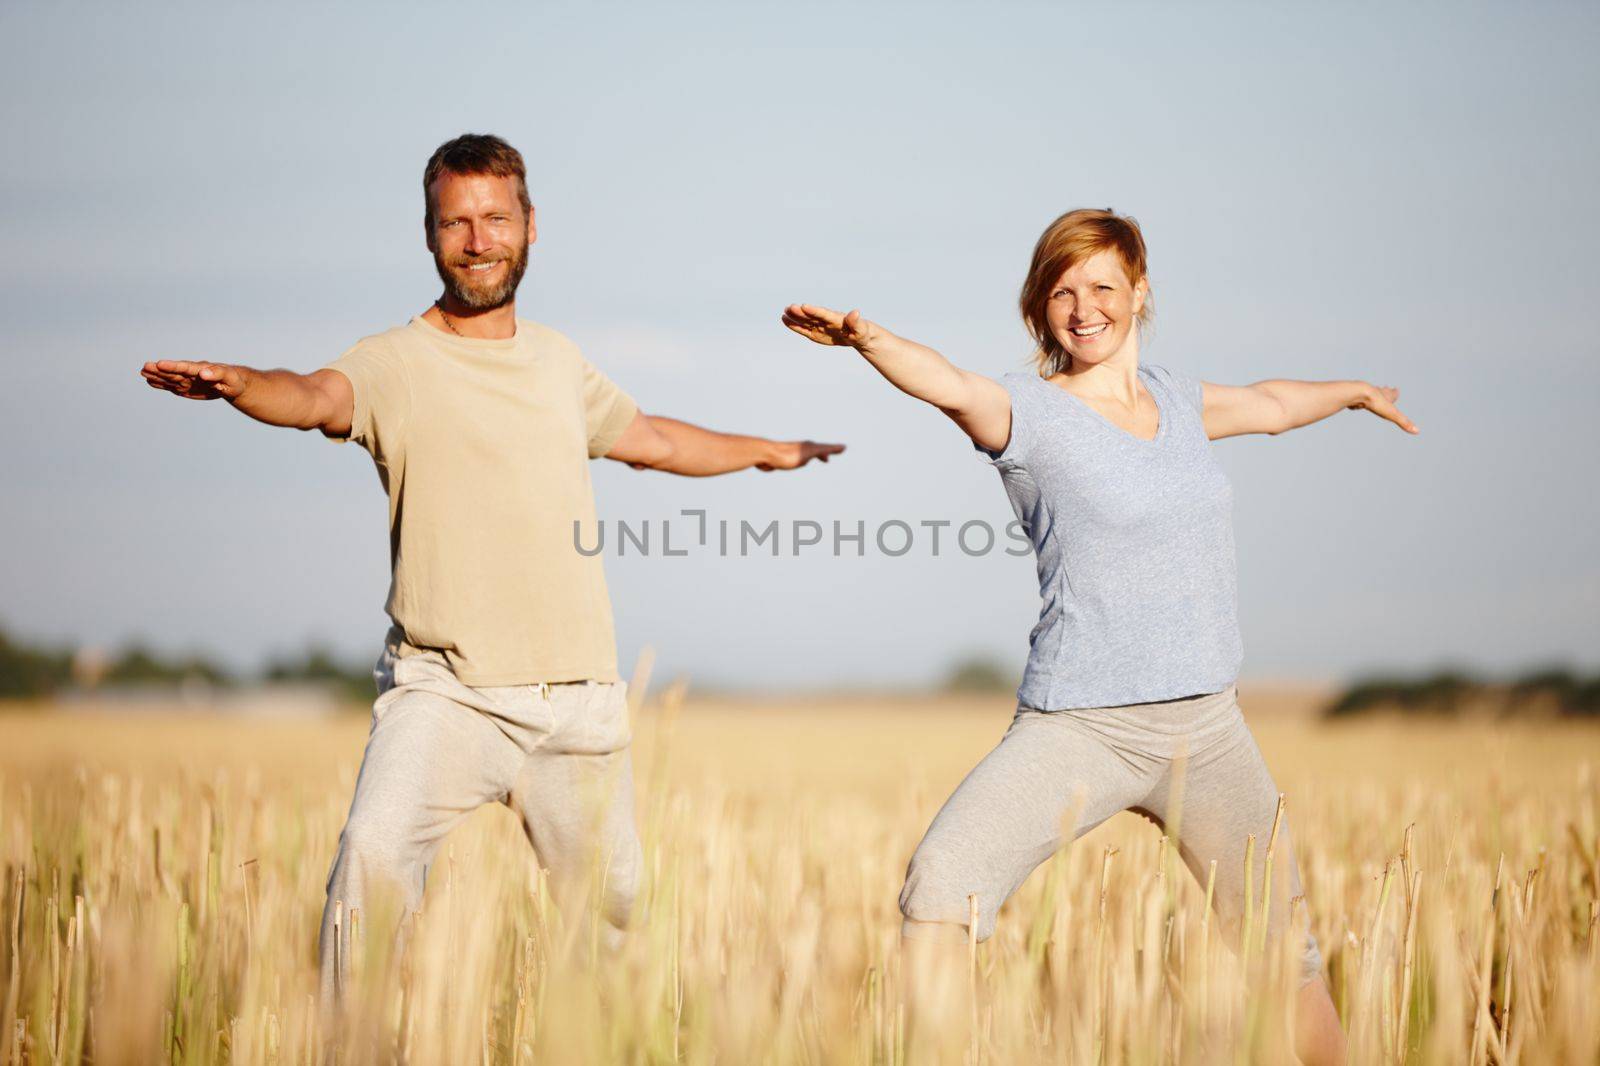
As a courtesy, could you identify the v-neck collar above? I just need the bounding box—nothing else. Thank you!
[1034,366,1167,445]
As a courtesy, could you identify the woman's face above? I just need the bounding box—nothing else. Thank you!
[1044,249,1148,369]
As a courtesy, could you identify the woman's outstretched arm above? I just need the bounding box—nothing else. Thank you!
[1200,379,1419,440]
[782,304,1012,452]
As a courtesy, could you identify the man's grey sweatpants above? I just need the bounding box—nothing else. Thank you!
[319,641,641,1010]
[899,685,1324,984]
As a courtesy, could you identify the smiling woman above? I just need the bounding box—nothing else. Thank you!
[1021,208,1153,378]
[781,204,1426,1065]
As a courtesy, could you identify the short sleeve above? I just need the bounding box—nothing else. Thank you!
[1146,363,1203,416]
[321,339,411,454]
[579,355,639,459]
[973,373,1036,471]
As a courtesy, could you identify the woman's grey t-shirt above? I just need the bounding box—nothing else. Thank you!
[979,364,1242,710]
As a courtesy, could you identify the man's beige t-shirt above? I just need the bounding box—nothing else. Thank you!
[323,316,638,685]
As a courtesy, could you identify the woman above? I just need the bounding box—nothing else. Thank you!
[783,208,1415,1064]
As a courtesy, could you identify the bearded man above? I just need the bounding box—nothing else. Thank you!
[140,133,842,1009]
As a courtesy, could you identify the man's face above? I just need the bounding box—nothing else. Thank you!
[425,172,537,311]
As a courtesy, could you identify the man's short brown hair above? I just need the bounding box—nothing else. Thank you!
[423,133,531,230]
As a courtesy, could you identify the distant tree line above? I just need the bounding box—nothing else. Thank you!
[941,653,1600,719]
[942,656,1021,694]
[1323,668,1600,719]
[0,623,373,702]
[260,647,377,703]
[0,628,74,699]
[5,627,1598,717]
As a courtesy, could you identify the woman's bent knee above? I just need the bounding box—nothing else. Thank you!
[899,846,1002,942]
[1299,931,1326,987]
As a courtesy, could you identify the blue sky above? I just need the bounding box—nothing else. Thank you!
[2,1,1596,688]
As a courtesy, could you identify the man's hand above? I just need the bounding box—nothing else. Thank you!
[755,440,846,471]
[141,360,250,401]
[138,359,352,433]
[605,412,845,477]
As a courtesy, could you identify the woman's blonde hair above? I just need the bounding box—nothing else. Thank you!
[1019,208,1152,376]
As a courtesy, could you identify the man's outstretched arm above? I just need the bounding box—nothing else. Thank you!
[140,360,354,435]
[603,411,844,476]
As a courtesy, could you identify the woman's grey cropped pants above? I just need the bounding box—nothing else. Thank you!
[899,685,1323,984]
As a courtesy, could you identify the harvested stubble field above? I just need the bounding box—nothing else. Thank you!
[1,682,1597,1064]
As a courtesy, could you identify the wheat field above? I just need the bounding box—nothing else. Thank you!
[1,679,1597,1064]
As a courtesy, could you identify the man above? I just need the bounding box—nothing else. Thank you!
[140,133,843,1009]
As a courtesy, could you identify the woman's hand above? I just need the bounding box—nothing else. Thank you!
[779,302,1012,453]
[781,304,881,353]
[1203,379,1420,439]
[1349,384,1419,434]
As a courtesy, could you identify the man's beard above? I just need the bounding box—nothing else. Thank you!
[434,238,529,311]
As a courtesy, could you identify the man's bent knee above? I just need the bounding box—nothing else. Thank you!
[599,836,643,931]
[326,818,426,902]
